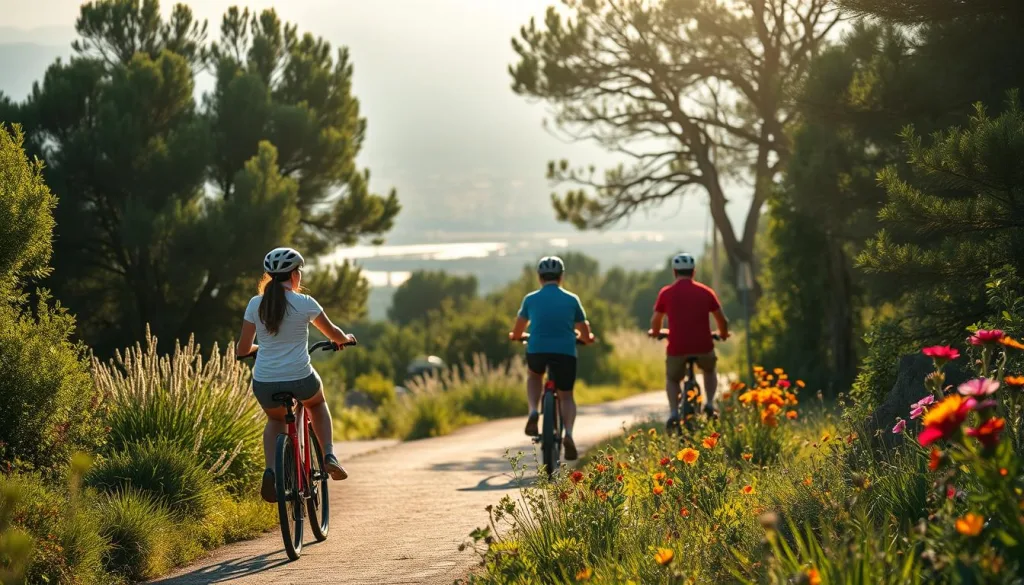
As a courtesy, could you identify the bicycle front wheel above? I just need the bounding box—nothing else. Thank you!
[541,391,558,477]
[275,434,304,560]
[307,428,330,542]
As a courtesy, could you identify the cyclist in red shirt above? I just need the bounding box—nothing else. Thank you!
[649,253,730,429]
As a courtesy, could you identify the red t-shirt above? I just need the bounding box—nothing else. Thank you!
[654,279,721,356]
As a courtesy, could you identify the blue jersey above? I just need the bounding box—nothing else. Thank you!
[518,284,587,357]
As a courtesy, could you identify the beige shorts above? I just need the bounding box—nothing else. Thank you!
[666,353,717,382]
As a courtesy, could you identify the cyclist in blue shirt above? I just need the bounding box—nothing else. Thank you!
[509,256,594,460]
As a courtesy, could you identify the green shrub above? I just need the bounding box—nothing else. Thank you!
[353,372,397,407]
[92,331,264,491]
[848,318,915,417]
[99,489,172,582]
[0,482,35,585]
[88,440,218,521]
[603,329,664,390]
[332,406,382,440]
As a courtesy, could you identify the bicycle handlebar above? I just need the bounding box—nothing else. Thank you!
[649,329,722,342]
[512,333,589,346]
[237,339,358,361]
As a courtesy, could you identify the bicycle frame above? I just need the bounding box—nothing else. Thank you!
[282,399,313,498]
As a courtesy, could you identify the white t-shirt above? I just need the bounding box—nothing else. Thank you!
[243,290,324,382]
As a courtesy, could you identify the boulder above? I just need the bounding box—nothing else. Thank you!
[863,353,973,449]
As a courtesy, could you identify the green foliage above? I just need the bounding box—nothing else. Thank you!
[389,271,478,326]
[0,482,33,585]
[353,372,396,407]
[88,440,218,521]
[98,489,172,582]
[0,124,55,292]
[848,319,915,416]
[18,0,398,356]
[837,0,1023,23]
[92,331,264,491]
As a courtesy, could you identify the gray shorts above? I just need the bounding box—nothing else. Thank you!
[666,353,717,382]
[252,370,322,410]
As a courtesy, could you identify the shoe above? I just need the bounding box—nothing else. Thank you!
[324,454,348,480]
[703,405,719,419]
[525,412,540,436]
[665,415,680,434]
[563,435,578,461]
[261,469,277,503]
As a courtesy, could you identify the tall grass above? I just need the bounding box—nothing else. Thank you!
[604,329,664,390]
[98,489,172,582]
[92,329,263,490]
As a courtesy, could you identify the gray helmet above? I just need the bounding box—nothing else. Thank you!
[263,247,305,274]
[672,253,696,271]
[537,256,565,277]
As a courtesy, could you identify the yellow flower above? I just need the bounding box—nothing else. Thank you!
[773,368,784,375]
[796,380,806,389]
[956,513,984,537]
[575,567,593,581]
[654,547,674,565]
[652,472,666,481]
[753,366,764,373]
[677,448,699,465]
[648,428,657,436]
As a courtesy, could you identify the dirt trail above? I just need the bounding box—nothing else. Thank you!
[150,392,663,585]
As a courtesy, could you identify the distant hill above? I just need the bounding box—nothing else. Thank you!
[0,42,70,101]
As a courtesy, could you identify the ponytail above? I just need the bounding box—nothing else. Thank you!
[257,271,293,335]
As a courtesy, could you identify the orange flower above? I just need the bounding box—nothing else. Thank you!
[753,366,764,373]
[595,464,608,473]
[659,457,671,466]
[1005,375,1024,387]
[686,388,700,401]
[786,410,798,420]
[955,512,984,537]
[796,380,806,389]
[677,448,699,465]
[999,336,1024,351]
[802,477,812,486]
[575,567,593,581]
[773,368,785,375]
[702,435,719,449]
[648,428,657,436]
[742,453,753,461]
[653,484,664,495]
[679,507,690,518]
[652,472,667,482]
[616,474,624,483]
[741,485,755,495]
[654,548,674,565]
[806,568,821,585]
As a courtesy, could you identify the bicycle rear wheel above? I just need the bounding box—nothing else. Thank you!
[307,428,330,542]
[541,390,558,477]
[275,434,304,560]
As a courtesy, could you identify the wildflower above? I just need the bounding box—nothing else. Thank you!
[559,491,570,502]
[677,448,699,465]
[999,336,1024,351]
[653,484,664,495]
[928,447,943,471]
[773,368,784,375]
[806,568,822,585]
[570,471,584,484]
[731,381,746,391]
[742,453,753,461]
[786,410,798,420]
[958,378,1000,397]
[686,388,701,402]
[1004,375,1024,387]
[606,454,614,461]
[969,329,1005,346]
[741,485,755,495]
[919,395,974,446]
[778,379,791,389]
[595,464,608,473]
[922,345,960,364]
[796,380,806,389]
[802,477,812,487]
[820,432,831,442]
[659,457,671,466]
[702,435,719,449]
[680,507,690,517]
[910,395,935,419]
[955,513,984,537]
[652,472,666,481]
[654,548,674,565]
[666,478,674,487]
[753,366,764,373]
[966,417,1006,448]
[616,474,624,483]
[595,489,608,502]
[648,428,657,436]
[892,418,906,434]
[576,567,593,581]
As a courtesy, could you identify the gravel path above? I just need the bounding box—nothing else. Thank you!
[149,392,663,585]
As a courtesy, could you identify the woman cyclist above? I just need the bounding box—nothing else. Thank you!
[236,247,355,502]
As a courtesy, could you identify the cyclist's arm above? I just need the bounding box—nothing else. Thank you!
[574,320,595,343]
[650,311,666,336]
[510,316,529,340]
[712,308,730,340]
[237,320,257,357]
[312,311,356,347]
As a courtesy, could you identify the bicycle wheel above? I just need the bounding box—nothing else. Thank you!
[275,434,304,560]
[541,390,558,477]
[306,427,330,542]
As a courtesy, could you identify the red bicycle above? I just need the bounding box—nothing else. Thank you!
[240,339,355,560]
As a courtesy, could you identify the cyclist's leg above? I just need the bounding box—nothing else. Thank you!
[252,379,288,470]
[524,354,546,435]
[298,371,348,480]
[697,353,719,413]
[665,356,686,419]
[549,355,578,436]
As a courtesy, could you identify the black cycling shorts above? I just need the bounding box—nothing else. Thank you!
[526,353,578,392]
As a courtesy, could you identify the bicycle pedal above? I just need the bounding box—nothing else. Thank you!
[531,436,542,444]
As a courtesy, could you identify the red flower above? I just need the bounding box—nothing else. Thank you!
[966,417,1006,448]
[918,395,974,446]
[777,379,791,389]
[922,345,960,362]
[660,457,671,466]
[570,471,584,484]
[666,479,674,487]
[616,474,624,483]
[969,329,1005,346]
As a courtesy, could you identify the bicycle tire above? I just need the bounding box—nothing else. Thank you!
[275,434,304,560]
[307,427,330,542]
[541,390,558,477]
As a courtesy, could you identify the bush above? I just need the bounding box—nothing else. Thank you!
[603,329,663,390]
[88,440,218,521]
[353,372,397,407]
[0,482,33,585]
[848,318,915,417]
[92,330,264,491]
[98,489,172,582]
[332,406,382,440]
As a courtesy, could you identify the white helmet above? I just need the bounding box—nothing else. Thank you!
[263,247,305,274]
[672,253,696,271]
[537,256,565,277]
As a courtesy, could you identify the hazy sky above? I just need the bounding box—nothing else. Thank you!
[1,0,750,250]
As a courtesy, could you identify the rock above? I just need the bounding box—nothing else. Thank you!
[863,353,973,449]
[344,390,376,410]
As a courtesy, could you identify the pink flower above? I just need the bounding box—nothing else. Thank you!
[777,379,791,389]
[957,378,1000,397]
[922,345,960,362]
[892,419,906,434]
[969,330,1005,346]
[910,395,934,419]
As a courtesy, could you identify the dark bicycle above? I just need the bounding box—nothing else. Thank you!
[650,330,721,435]
[238,339,355,560]
[512,333,588,477]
